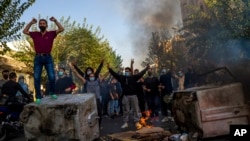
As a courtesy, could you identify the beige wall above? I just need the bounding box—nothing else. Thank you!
[0,55,34,94]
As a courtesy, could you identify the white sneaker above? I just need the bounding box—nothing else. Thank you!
[161,117,169,122]
[121,122,128,128]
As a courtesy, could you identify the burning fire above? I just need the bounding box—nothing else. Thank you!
[136,110,153,130]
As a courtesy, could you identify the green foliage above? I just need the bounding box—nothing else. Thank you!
[143,0,250,76]
[0,0,35,55]
[143,28,188,74]
[181,0,250,69]
[60,23,122,74]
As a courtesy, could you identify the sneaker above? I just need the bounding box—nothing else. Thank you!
[161,117,169,122]
[35,99,41,105]
[121,122,128,128]
[50,94,58,99]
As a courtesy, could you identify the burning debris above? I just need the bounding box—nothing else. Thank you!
[136,110,153,130]
[102,68,250,141]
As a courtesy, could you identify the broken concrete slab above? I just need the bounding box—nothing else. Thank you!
[20,94,99,141]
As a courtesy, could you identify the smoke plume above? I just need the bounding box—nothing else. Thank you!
[118,0,182,66]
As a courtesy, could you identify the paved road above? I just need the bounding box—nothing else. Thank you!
[9,114,229,141]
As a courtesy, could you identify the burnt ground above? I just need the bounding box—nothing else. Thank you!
[99,114,177,136]
[98,113,230,141]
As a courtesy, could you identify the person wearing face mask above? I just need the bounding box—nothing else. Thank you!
[158,68,174,122]
[71,59,104,93]
[0,70,9,96]
[55,67,76,94]
[2,72,32,111]
[143,69,161,122]
[174,70,185,90]
[107,63,150,129]
[69,63,103,128]
[23,17,64,104]
[16,75,29,97]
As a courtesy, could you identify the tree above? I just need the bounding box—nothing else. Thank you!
[11,17,122,85]
[143,29,188,74]
[182,0,250,64]
[0,0,35,55]
[176,0,250,99]
[56,18,122,74]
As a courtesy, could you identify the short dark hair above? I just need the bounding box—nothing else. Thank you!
[125,67,131,72]
[39,19,48,25]
[2,70,9,73]
[9,72,17,79]
[134,69,139,72]
[59,67,65,71]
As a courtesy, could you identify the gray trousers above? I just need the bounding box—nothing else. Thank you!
[122,95,141,122]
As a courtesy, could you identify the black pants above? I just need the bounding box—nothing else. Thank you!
[96,99,102,127]
[137,95,145,114]
[101,95,109,116]
[161,93,172,116]
[145,95,160,117]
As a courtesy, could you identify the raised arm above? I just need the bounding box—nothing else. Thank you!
[130,58,134,75]
[69,63,86,84]
[95,59,104,78]
[73,64,85,77]
[50,17,64,34]
[107,63,121,82]
[135,64,150,80]
[23,18,37,35]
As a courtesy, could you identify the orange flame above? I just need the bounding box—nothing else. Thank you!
[136,110,153,130]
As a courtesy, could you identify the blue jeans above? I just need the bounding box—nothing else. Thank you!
[34,55,55,99]
[109,99,119,115]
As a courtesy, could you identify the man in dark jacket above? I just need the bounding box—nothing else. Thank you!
[134,69,146,116]
[55,67,76,94]
[143,68,160,122]
[159,68,174,122]
[2,72,32,111]
[108,64,150,128]
[0,70,9,95]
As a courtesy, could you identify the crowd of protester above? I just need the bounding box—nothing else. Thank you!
[65,59,197,128]
[0,17,200,130]
[0,58,197,129]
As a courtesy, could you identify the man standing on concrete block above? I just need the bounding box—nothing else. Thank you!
[23,17,64,104]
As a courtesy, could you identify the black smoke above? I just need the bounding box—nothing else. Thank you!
[118,0,182,64]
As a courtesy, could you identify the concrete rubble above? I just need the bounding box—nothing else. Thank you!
[20,94,99,141]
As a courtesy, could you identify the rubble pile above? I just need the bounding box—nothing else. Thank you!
[20,94,100,141]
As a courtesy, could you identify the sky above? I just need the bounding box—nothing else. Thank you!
[19,0,182,69]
